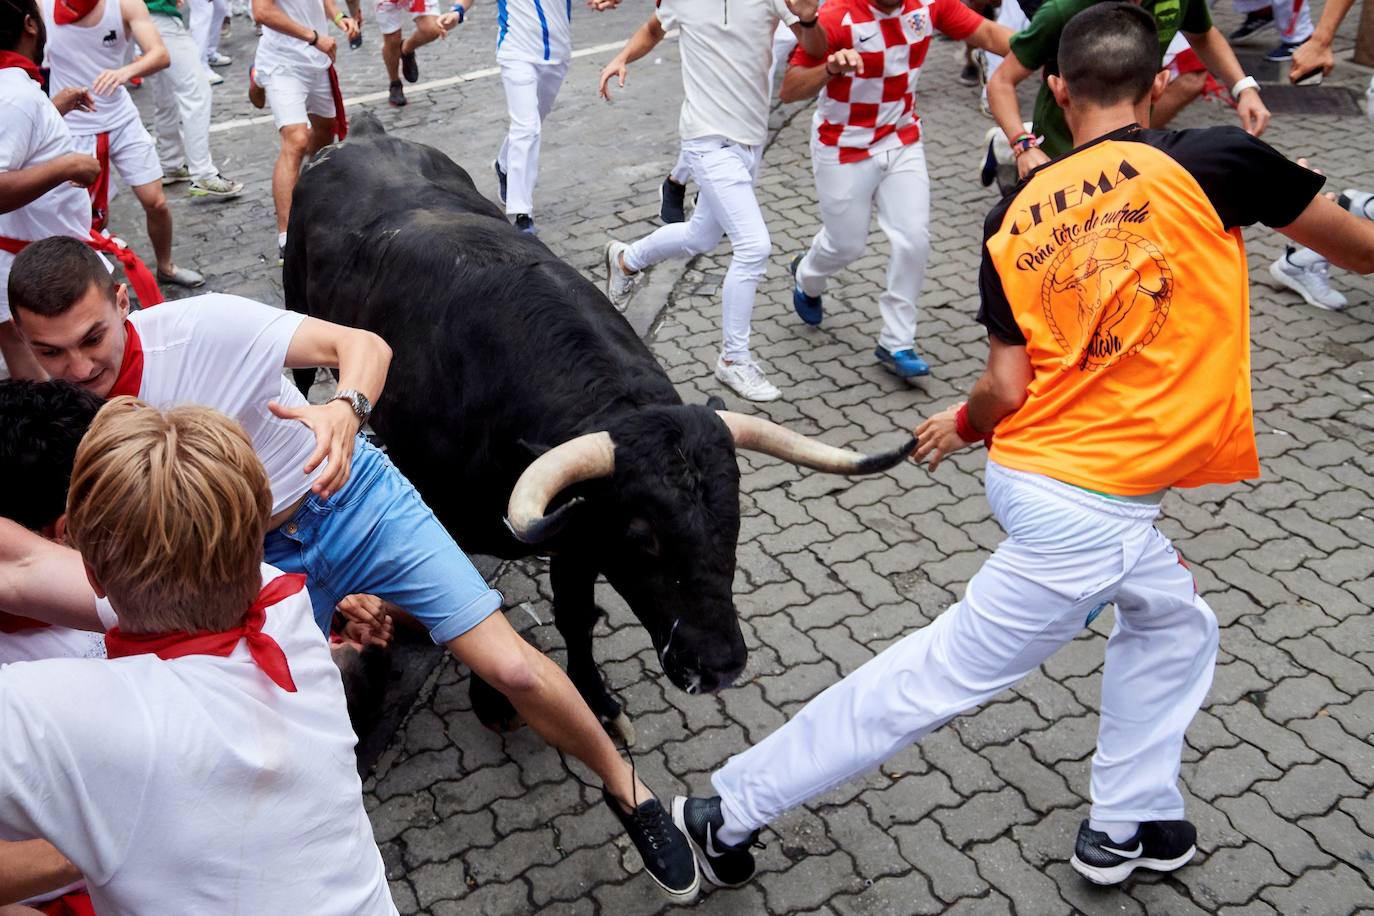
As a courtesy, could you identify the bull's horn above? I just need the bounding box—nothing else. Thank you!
[717,411,914,475]
[505,432,615,544]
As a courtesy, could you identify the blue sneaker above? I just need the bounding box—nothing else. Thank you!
[513,214,537,235]
[493,160,507,203]
[790,254,822,326]
[875,347,930,378]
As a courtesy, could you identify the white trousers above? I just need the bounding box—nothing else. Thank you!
[190,0,229,68]
[714,462,1220,837]
[497,58,569,216]
[626,137,768,363]
[1231,0,1313,41]
[149,14,218,182]
[798,142,929,353]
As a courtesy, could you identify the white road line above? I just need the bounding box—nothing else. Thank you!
[208,34,659,135]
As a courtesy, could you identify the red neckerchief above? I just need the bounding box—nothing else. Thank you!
[104,574,305,692]
[107,319,144,398]
[53,0,100,25]
[0,51,43,82]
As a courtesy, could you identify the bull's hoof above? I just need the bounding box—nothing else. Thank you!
[602,710,637,747]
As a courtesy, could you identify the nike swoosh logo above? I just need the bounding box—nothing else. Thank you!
[857,34,874,43]
[704,823,721,857]
[1102,843,1143,859]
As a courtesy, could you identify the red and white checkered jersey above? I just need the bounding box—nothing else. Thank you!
[791,0,983,164]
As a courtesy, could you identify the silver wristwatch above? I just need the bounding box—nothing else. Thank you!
[330,388,373,425]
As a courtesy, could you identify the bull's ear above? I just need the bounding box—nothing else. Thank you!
[705,396,727,410]
[516,438,553,459]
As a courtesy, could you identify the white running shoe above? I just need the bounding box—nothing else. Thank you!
[1269,248,1347,311]
[1338,188,1374,221]
[207,70,224,86]
[714,357,780,402]
[604,240,642,312]
[207,51,232,67]
[188,173,244,199]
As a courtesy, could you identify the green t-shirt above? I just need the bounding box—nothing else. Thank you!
[145,0,185,21]
[1008,0,1213,156]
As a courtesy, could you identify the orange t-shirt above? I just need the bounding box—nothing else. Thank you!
[977,125,1322,496]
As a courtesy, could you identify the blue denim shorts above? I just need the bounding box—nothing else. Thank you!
[264,436,503,644]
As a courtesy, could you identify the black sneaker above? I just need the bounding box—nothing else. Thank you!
[493,160,508,203]
[388,80,406,107]
[659,177,687,224]
[513,213,536,235]
[672,795,758,888]
[401,49,419,82]
[958,59,980,86]
[1227,8,1273,41]
[603,789,699,903]
[1264,40,1303,61]
[1070,819,1197,886]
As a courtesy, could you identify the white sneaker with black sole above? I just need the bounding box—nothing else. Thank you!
[604,240,642,312]
[1270,247,1348,310]
[1070,819,1197,886]
[714,356,780,402]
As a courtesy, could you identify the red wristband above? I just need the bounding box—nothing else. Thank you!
[955,403,991,446]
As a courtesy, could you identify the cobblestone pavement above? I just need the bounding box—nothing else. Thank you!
[102,4,1374,914]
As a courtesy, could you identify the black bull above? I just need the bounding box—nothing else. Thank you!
[284,114,914,741]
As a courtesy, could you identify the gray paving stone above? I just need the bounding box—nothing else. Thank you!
[1178,845,1290,908]
[1255,759,1366,820]
[932,787,1039,848]
[968,837,1068,916]
[1214,795,1334,876]
[1260,863,1374,914]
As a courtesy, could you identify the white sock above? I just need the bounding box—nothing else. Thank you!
[1089,818,1139,843]
[277,231,288,249]
[715,810,753,847]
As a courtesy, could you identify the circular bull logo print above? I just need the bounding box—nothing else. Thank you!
[1040,227,1173,371]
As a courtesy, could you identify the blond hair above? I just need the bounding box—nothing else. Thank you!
[65,398,271,634]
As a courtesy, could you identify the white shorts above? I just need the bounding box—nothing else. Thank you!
[261,65,336,130]
[71,118,162,189]
[375,0,437,34]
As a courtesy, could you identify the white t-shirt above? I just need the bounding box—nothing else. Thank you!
[41,0,142,135]
[495,0,571,64]
[254,0,333,74]
[125,296,320,514]
[0,565,396,915]
[0,68,93,324]
[0,625,106,665]
[656,0,797,147]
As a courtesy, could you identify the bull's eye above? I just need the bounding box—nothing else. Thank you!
[626,517,660,557]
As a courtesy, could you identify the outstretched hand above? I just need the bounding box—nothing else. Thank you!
[912,403,970,472]
[599,58,628,101]
[268,398,361,500]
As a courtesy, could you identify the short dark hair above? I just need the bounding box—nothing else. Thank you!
[8,236,115,320]
[0,379,103,531]
[1058,3,1160,107]
[0,0,41,53]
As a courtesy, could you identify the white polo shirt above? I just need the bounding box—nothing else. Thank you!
[0,565,396,916]
[0,68,93,324]
[120,296,320,515]
[656,0,797,147]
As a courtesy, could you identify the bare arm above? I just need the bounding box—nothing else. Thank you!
[119,0,169,78]
[598,14,666,100]
[1183,26,1270,136]
[1290,0,1357,81]
[965,18,1011,57]
[0,519,102,633]
[252,0,321,44]
[986,54,1048,177]
[267,317,391,499]
[1277,194,1374,274]
[914,336,1032,471]
[779,47,862,103]
[0,156,100,212]
[0,841,81,908]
